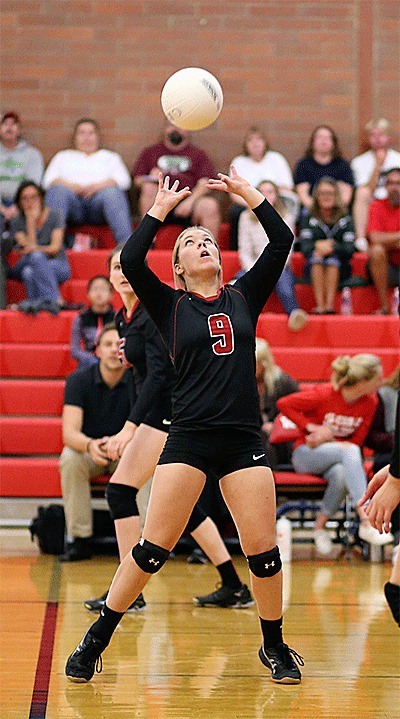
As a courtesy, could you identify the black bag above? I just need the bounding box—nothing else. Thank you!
[29,505,117,555]
[29,504,65,555]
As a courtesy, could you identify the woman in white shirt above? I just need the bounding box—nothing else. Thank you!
[238,180,307,331]
[229,126,295,248]
[43,118,132,245]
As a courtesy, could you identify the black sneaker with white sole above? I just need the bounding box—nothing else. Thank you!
[259,642,304,684]
[84,591,146,613]
[65,629,107,683]
[193,583,254,608]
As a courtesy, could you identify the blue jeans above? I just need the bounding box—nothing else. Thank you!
[8,251,71,302]
[292,442,367,517]
[275,266,299,315]
[45,185,132,245]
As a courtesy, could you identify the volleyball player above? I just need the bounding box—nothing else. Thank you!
[65,167,304,684]
[358,390,400,626]
[83,246,254,613]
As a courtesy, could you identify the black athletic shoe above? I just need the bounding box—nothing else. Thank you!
[59,538,92,562]
[193,583,254,608]
[65,629,108,683]
[84,591,146,613]
[384,582,400,626]
[259,643,304,684]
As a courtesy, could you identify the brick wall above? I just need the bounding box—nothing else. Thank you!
[1,0,399,175]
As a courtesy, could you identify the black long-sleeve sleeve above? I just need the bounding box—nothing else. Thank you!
[127,316,172,426]
[235,199,294,323]
[389,390,400,479]
[120,215,177,336]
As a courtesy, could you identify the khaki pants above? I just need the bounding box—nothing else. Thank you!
[59,446,118,539]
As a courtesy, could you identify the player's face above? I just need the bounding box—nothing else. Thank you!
[109,251,135,299]
[355,368,383,397]
[74,122,100,153]
[312,127,334,155]
[96,329,121,370]
[88,278,113,309]
[175,228,220,282]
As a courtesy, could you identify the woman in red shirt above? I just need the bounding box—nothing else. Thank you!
[277,354,394,555]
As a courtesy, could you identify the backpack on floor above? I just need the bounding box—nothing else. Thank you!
[29,504,66,555]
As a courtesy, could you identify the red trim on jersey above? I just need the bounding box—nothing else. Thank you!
[122,298,140,323]
[190,288,223,302]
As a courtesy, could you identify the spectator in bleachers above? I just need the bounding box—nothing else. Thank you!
[132,121,221,239]
[43,118,132,246]
[298,177,355,314]
[7,181,71,315]
[255,338,299,468]
[238,180,307,330]
[277,353,394,556]
[70,275,115,370]
[0,111,44,239]
[366,168,400,315]
[351,118,400,249]
[60,323,136,562]
[228,126,295,249]
[294,125,354,215]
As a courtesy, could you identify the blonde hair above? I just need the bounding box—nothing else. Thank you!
[365,118,391,133]
[172,226,222,290]
[255,337,282,394]
[331,353,382,390]
[383,365,400,391]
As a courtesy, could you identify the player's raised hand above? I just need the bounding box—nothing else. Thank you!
[149,173,191,221]
[206,165,265,210]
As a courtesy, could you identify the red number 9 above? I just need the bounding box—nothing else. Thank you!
[208,313,234,355]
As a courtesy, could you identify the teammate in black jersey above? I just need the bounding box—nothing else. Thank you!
[83,245,254,613]
[66,168,304,684]
[358,390,400,626]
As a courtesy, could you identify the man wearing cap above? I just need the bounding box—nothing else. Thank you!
[0,112,44,219]
[351,119,400,247]
[0,112,44,307]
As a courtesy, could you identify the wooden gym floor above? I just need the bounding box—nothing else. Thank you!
[0,530,399,719]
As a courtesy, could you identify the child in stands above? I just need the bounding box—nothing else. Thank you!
[70,275,114,370]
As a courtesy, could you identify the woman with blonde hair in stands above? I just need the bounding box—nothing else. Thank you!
[239,181,306,331]
[255,338,299,468]
[277,353,394,556]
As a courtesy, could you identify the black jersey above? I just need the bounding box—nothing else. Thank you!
[121,199,293,431]
[115,302,175,427]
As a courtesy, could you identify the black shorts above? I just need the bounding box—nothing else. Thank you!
[142,391,172,433]
[158,426,271,477]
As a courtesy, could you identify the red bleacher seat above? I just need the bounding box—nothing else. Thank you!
[0,379,65,415]
[72,224,116,249]
[0,344,76,378]
[0,310,75,343]
[274,472,327,489]
[0,458,62,497]
[0,417,62,454]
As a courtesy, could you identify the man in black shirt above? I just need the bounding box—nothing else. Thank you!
[59,323,135,561]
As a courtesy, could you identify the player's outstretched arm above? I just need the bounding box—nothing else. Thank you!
[148,173,191,222]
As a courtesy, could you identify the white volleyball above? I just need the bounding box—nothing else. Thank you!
[161,67,223,131]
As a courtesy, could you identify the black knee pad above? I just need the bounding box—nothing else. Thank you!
[106,483,139,520]
[247,545,282,578]
[186,504,207,533]
[132,538,170,574]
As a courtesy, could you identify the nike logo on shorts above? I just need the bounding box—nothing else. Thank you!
[253,453,265,461]
[162,419,171,425]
